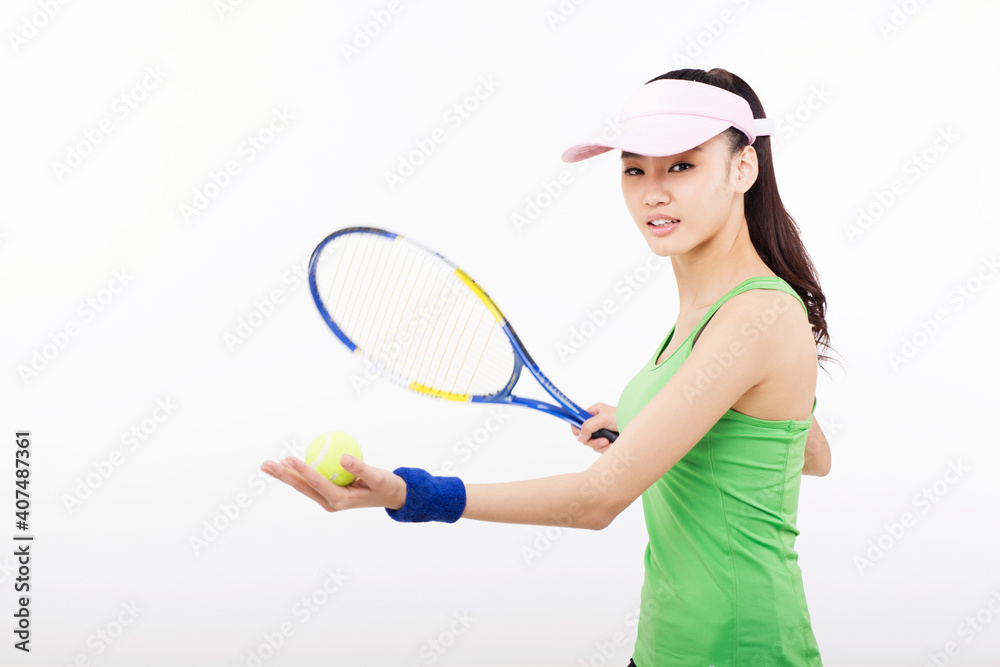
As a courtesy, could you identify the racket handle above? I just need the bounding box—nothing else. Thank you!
[591,428,618,443]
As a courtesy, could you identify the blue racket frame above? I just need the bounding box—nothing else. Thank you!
[308,226,617,442]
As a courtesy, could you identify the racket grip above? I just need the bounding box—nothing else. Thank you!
[591,428,618,443]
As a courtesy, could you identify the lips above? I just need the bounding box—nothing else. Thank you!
[647,215,679,227]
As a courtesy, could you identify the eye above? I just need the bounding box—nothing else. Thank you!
[670,163,693,172]
[623,166,644,176]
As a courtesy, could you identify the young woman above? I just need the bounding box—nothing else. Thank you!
[262,67,833,666]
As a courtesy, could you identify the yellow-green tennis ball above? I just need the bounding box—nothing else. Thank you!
[305,432,362,486]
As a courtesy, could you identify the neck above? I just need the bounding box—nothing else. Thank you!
[670,212,774,312]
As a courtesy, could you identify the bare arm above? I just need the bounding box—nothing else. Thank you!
[802,419,831,477]
[461,292,785,529]
[263,292,797,529]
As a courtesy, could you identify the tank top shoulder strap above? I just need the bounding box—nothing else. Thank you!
[766,276,808,315]
[687,276,807,350]
[706,276,805,319]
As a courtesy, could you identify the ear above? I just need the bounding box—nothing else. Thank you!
[732,145,760,194]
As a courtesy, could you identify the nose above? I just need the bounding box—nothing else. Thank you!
[643,179,671,207]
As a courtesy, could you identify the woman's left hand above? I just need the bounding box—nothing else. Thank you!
[260,455,406,512]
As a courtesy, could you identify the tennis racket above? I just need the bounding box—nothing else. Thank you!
[308,227,618,443]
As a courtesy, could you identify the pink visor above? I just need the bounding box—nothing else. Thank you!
[561,79,773,163]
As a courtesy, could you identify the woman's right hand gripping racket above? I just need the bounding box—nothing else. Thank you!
[571,402,619,453]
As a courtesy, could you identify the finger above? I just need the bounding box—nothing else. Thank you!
[581,438,609,454]
[290,455,391,509]
[262,458,302,483]
[340,455,401,506]
[577,416,600,443]
[281,457,361,510]
[570,425,581,436]
[339,454,371,483]
[261,461,333,509]
[282,457,345,495]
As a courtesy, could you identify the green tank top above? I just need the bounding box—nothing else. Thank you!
[618,276,822,666]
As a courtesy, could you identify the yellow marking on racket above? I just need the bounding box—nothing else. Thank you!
[455,269,504,322]
[408,381,470,402]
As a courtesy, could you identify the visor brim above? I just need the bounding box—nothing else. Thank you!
[562,115,735,163]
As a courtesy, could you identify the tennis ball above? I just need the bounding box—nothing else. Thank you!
[305,432,363,486]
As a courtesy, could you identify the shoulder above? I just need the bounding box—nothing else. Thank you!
[714,286,807,337]
[693,287,808,371]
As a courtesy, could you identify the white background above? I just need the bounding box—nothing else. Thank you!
[2,0,999,665]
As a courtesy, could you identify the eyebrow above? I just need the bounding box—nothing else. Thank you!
[621,147,701,159]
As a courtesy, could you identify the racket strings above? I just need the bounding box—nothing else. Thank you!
[358,237,402,351]
[422,284,470,389]
[403,276,455,383]
[340,232,376,337]
[371,248,417,362]
[442,302,487,395]
[313,232,515,397]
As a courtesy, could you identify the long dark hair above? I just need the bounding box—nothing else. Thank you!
[648,68,836,369]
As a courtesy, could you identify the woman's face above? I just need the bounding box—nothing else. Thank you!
[620,134,754,257]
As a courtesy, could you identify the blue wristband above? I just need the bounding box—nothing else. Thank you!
[385,467,466,523]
